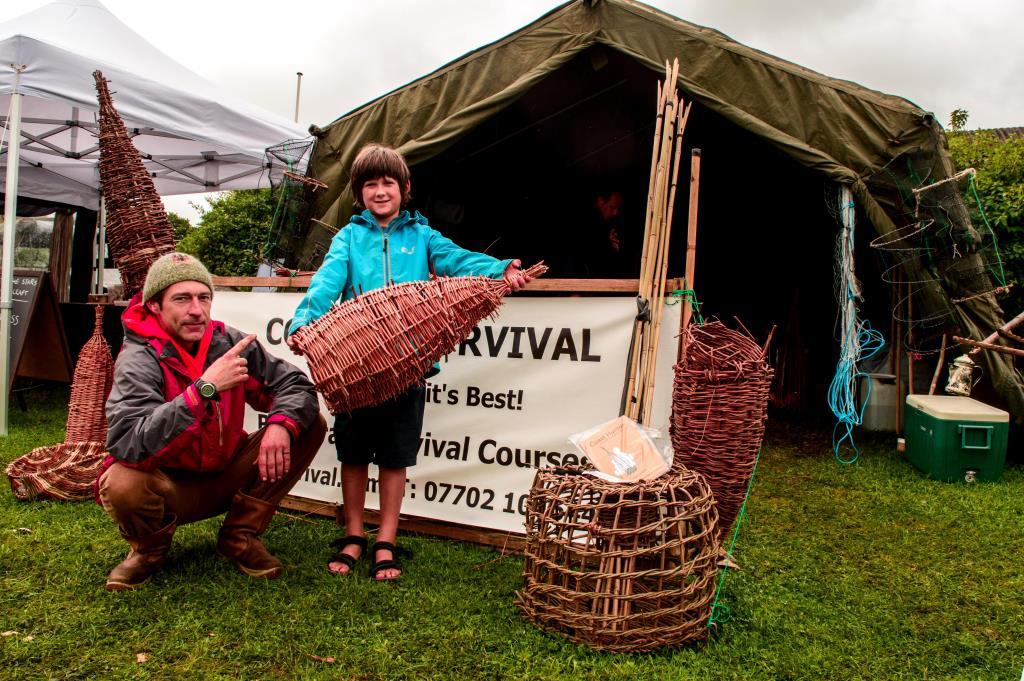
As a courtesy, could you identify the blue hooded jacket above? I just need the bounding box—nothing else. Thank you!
[291,209,512,331]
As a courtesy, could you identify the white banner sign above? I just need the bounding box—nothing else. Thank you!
[213,292,680,533]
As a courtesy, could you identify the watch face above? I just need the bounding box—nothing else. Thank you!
[199,381,217,398]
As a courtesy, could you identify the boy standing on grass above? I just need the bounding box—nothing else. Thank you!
[288,144,531,580]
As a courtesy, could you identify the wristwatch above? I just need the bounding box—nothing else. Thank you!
[194,379,218,400]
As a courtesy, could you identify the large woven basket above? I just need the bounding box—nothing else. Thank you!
[5,307,113,501]
[670,321,773,536]
[94,71,177,299]
[289,264,545,413]
[517,466,720,653]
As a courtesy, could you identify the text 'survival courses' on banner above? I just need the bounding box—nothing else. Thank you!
[214,293,679,534]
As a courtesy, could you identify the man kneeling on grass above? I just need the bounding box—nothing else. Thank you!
[96,253,326,591]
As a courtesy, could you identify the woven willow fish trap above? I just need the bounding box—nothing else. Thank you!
[289,264,546,413]
[670,321,773,536]
[94,71,177,299]
[517,467,721,653]
[65,306,115,442]
[6,307,113,501]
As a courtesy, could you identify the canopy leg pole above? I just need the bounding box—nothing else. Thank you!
[92,198,107,295]
[1,80,25,436]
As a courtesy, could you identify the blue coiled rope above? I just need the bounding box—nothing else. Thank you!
[828,321,885,464]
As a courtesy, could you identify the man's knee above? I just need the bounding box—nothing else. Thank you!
[98,464,163,517]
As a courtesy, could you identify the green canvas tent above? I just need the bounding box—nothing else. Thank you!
[298,0,1022,419]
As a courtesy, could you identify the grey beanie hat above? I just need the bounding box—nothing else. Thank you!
[142,252,213,302]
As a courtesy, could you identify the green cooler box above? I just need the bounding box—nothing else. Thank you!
[904,395,1009,482]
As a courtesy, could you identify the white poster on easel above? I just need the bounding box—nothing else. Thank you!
[214,292,680,533]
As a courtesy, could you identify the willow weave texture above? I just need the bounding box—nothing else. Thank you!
[6,307,113,501]
[517,467,720,652]
[670,321,773,535]
[94,71,177,299]
[289,264,545,413]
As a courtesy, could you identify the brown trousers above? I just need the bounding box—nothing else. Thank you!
[99,416,327,537]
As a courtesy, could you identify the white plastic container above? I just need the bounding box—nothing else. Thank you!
[858,373,900,432]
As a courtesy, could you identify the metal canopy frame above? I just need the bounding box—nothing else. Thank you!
[1,113,270,192]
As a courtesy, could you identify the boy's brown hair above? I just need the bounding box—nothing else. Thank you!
[350,143,411,210]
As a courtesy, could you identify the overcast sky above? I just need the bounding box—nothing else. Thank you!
[3,0,1021,218]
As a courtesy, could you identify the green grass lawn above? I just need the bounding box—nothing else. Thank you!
[1,385,1022,680]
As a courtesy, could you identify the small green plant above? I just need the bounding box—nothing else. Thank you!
[948,108,969,132]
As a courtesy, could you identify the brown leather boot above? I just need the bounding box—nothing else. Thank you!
[216,492,283,579]
[105,518,176,592]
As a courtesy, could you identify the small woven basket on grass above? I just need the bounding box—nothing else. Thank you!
[516,466,720,653]
[5,307,114,501]
[289,264,546,413]
[6,442,107,502]
[94,71,177,299]
[670,321,773,536]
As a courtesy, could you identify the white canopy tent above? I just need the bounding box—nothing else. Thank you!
[0,0,308,207]
[0,0,310,434]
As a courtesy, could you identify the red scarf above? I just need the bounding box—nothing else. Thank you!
[122,294,214,380]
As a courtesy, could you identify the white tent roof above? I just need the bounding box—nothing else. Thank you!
[0,0,308,209]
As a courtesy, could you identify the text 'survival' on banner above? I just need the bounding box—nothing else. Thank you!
[213,293,680,533]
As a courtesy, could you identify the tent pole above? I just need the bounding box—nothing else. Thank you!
[93,198,106,295]
[0,81,25,436]
[907,280,914,395]
[678,146,701,362]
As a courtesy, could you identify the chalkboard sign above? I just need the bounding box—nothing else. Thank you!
[7,268,72,390]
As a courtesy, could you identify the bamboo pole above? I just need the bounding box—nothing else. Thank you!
[889,280,897,375]
[894,278,903,434]
[968,308,1024,356]
[678,144,701,362]
[628,80,675,419]
[996,326,1024,345]
[635,92,677,420]
[907,281,914,395]
[637,61,675,295]
[954,336,1024,358]
[624,63,672,417]
[623,58,691,423]
[641,102,688,424]
[929,334,947,395]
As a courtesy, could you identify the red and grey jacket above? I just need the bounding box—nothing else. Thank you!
[101,300,320,476]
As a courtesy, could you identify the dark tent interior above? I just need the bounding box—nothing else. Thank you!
[406,45,883,418]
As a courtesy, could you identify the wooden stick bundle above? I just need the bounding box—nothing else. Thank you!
[624,59,691,425]
[954,335,1024,358]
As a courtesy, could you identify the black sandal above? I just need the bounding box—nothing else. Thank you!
[328,536,367,575]
[368,541,411,581]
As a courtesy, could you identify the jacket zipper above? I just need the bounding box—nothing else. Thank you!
[213,402,224,449]
[382,230,391,286]
[164,346,223,471]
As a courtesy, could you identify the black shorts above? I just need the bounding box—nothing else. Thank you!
[332,384,425,469]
